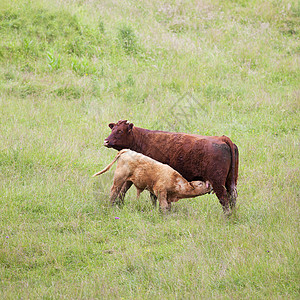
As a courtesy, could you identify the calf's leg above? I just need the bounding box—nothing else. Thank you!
[118,181,133,204]
[167,202,172,210]
[136,187,143,199]
[157,191,169,213]
[150,193,157,207]
[110,185,122,206]
[110,177,127,206]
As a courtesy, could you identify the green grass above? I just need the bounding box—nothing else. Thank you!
[0,0,299,298]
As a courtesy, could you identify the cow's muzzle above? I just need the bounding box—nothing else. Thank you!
[103,140,110,147]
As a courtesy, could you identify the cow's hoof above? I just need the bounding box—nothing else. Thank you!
[223,208,232,217]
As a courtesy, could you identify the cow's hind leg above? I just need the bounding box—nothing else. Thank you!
[227,186,238,210]
[225,178,238,210]
[214,184,231,216]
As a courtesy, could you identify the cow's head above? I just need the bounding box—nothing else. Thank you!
[104,120,134,150]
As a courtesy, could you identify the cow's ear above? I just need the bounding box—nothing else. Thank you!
[109,123,115,129]
[128,123,133,132]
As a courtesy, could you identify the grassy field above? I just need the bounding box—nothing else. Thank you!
[0,0,299,298]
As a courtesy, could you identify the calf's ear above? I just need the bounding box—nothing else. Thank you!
[109,123,115,129]
[128,123,133,132]
[189,182,195,189]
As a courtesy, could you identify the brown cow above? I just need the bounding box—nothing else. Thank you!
[93,149,212,212]
[104,120,239,215]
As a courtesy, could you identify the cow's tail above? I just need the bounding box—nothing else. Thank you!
[92,149,128,177]
[220,136,238,208]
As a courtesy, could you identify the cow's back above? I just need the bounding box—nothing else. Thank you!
[133,129,231,182]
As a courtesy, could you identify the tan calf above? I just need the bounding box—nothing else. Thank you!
[93,149,212,212]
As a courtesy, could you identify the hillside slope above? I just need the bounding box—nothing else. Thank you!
[0,0,299,298]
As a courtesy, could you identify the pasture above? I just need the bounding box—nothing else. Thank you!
[0,0,299,298]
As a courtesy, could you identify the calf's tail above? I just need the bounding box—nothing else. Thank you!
[92,149,128,177]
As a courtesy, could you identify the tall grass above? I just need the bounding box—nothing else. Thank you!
[0,0,299,298]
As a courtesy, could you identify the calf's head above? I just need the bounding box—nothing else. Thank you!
[104,120,134,150]
[190,180,213,194]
